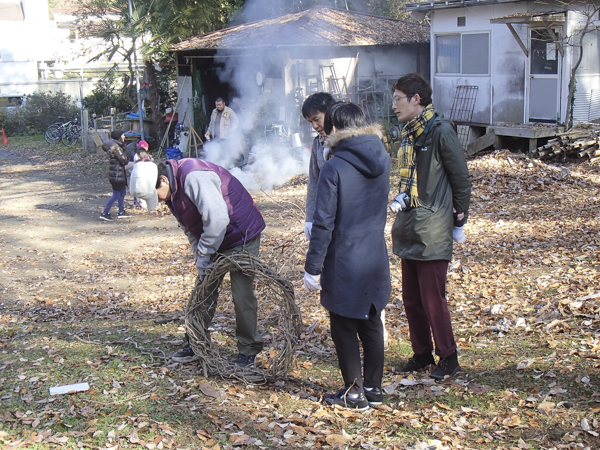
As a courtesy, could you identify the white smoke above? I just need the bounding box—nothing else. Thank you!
[199,15,312,191]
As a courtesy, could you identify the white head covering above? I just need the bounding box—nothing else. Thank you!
[130,161,159,211]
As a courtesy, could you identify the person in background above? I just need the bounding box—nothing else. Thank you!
[301,92,335,241]
[304,102,391,410]
[100,130,133,221]
[389,72,471,380]
[205,98,239,141]
[130,159,265,366]
[133,140,153,209]
[134,140,154,163]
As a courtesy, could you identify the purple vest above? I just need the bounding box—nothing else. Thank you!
[167,159,265,250]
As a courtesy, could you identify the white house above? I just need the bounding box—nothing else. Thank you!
[406,0,600,130]
[0,0,138,105]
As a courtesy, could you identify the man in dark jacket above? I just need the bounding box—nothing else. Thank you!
[304,103,391,410]
[390,72,471,380]
[301,92,335,240]
[100,130,133,221]
[130,159,266,366]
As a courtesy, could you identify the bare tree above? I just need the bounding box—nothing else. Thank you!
[545,0,600,127]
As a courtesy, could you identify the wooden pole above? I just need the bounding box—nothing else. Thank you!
[82,109,89,153]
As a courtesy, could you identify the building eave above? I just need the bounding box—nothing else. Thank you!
[406,0,522,13]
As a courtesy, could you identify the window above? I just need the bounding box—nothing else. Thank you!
[436,32,490,75]
[462,33,489,74]
[457,17,466,27]
[436,35,460,73]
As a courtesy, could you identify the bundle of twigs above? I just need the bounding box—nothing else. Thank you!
[185,251,301,385]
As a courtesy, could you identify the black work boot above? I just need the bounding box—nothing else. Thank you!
[172,335,198,363]
[363,386,383,406]
[430,351,460,380]
[324,388,369,410]
[235,353,256,367]
[396,353,435,373]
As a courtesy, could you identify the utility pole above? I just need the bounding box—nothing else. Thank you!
[128,0,144,140]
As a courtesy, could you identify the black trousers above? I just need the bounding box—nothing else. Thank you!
[329,305,384,394]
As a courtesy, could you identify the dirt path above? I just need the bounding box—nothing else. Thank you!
[0,146,309,318]
[0,148,201,309]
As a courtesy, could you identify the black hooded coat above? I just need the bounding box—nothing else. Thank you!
[102,139,129,190]
[305,124,392,320]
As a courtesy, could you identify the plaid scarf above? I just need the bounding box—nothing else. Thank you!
[398,104,436,207]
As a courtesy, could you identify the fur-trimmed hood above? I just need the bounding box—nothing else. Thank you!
[325,123,384,149]
[324,123,389,178]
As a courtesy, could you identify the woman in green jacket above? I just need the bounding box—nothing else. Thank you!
[390,73,471,380]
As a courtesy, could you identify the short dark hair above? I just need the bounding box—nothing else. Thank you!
[110,129,124,140]
[323,102,367,135]
[215,97,224,103]
[156,162,168,189]
[391,72,432,106]
[302,92,335,119]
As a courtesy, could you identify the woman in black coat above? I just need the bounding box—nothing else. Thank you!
[304,103,391,410]
[100,130,133,221]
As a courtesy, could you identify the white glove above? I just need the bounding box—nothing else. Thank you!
[452,226,466,244]
[389,192,410,213]
[195,253,215,277]
[304,222,313,240]
[303,272,322,292]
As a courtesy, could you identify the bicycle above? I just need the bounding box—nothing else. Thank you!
[44,115,82,146]
[60,124,82,146]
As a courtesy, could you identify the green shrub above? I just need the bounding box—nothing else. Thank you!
[84,72,131,117]
[0,102,27,136]
[22,91,79,132]
[0,91,79,136]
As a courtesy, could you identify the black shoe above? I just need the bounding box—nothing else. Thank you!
[235,353,256,367]
[117,211,132,218]
[396,353,435,373]
[324,388,369,410]
[172,344,198,363]
[99,213,114,221]
[363,386,383,406]
[431,351,460,380]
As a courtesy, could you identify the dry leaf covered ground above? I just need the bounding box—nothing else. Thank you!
[0,136,600,450]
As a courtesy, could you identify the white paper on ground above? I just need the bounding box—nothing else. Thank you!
[49,382,90,395]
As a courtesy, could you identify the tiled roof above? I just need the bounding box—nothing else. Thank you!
[171,5,429,52]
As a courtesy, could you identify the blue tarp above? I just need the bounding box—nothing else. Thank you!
[165,147,182,160]
[126,111,146,119]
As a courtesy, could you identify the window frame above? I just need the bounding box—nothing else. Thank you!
[435,31,491,76]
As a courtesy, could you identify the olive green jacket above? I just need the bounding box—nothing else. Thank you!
[391,116,471,261]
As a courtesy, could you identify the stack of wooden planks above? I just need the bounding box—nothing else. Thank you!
[533,127,600,164]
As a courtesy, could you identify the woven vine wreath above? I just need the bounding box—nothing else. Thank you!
[185,251,302,385]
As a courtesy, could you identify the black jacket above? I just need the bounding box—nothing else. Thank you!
[305,124,392,320]
[103,139,129,190]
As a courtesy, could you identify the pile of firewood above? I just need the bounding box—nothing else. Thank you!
[533,126,600,164]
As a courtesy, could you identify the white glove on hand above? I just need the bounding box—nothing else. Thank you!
[195,253,215,277]
[452,226,466,244]
[389,192,410,213]
[303,272,322,292]
[304,222,313,240]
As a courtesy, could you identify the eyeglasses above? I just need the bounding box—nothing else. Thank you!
[392,95,412,104]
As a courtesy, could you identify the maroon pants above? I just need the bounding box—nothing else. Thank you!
[402,259,456,358]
